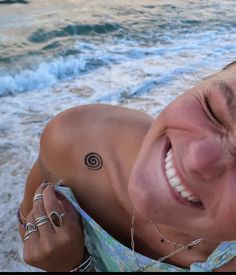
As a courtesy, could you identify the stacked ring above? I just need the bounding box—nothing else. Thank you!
[33,193,43,202]
[23,223,38,243]
[26,223,38,234]
[23,232,30,243]
[35,215,50,227]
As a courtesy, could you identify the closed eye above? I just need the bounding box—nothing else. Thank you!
[204,96,223,126]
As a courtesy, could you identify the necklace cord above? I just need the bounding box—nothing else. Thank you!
[130,210,203,271]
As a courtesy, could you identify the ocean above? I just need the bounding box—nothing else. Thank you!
[0,0,236,271]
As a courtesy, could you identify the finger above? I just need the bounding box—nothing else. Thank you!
[23,210,39,248]
[61,198,81,225]
[33,183,54,234]
[23,210,42,268]
[43,185,82,233]
[59,198,85,239]
[32,181,48,204]
[43,184,67,231]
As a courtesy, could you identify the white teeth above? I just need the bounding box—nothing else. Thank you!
[166,167,176,179]
[181,191,192,198]
[165,149,200,203]
[188,196,199,202]
[175,185,185,192]
[165,151,172,163]
[169,176,181,187]
[165,159,173,170]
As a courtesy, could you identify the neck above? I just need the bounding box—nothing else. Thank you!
[151,222,203,248]
[131,211,220,267]
[152,222,220,255]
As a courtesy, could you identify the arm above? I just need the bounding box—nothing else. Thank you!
[18,157,60,236]
[19,106,77,231]
[18,109,87,271]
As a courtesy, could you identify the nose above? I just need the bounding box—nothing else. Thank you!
[187,136,226,180]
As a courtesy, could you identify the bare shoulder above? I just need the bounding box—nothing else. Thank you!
[41,103,152,147]
[43,103,151,133]
[53,103,152,126]
[39,103,152,182]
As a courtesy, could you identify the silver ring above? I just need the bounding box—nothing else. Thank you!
[25,223,38,235]
[36,219,50,227]
[35,215,48,223]
[35,215,50,227]
[23,232,30,243]
[33,193,43,202]
[50,211,65,227]
[26,222,38,231]
[27,228,38,235]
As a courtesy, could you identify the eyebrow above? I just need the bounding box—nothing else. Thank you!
[212,81,236,121]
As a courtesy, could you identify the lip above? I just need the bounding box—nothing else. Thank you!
[162,140,204,210]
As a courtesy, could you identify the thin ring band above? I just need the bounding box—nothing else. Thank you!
[27,228,39,235]
[35,215,48,223]
[23,233,30,243]
[36,219,50,227]
[35,218,50,226]
[26,223,38,231]
[35,215,50,227]
[33,193,43,202]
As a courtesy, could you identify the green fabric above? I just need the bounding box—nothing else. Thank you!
[55,185,236,272]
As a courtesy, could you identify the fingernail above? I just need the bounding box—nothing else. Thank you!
[47,182,55,190]
[47,183,54,188]
[41,180,49,188]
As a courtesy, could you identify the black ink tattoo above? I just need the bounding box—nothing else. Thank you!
[84,152,103,170]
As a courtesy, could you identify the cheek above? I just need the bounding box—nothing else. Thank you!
[128,161,163,221]
[128,157,175,224]
[157,94,206,129]
[128,162,155,218]
[152,104,184,132]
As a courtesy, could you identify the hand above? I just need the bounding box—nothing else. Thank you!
[22,183,85,272]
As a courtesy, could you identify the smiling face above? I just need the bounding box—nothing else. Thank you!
[128,64,236,242]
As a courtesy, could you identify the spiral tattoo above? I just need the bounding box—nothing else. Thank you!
[84,152,103,170]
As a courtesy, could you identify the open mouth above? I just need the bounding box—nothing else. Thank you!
[164,147,204,209]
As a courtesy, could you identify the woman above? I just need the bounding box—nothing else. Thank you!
[18,61,236,272]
